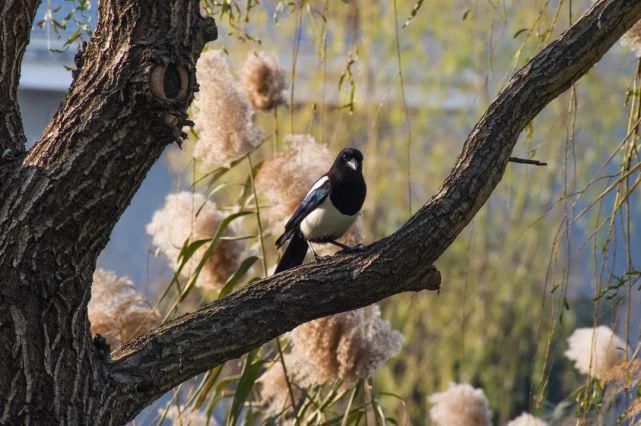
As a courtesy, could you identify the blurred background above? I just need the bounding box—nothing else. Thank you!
[20,0,641,424]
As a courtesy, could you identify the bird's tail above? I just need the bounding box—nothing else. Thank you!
[274,231,308,273]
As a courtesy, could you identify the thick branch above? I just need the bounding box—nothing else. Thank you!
[108,0,641,421]
[0,0,40,162]
[109,262,440,422]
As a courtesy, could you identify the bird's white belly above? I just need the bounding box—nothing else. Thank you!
[300,197,357,242]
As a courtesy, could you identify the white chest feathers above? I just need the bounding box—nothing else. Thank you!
[300,196,357,242]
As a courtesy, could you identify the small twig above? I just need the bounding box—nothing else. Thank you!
[276,337,300,425]
[509,156,548,166]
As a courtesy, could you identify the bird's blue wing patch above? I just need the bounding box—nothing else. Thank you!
[275,176,330,248]
[284,176,330,232]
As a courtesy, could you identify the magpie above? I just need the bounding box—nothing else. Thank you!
[274,148,367,273]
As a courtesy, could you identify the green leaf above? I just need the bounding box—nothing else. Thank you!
[205,376,243,421]
[165,211,252,319]
[218,256,259,299]
[513,28,529,38]
[178,238,212,264]
[314,380,346,415]
[190,365,224,409]
[226,350,266,426]
[212,156,247,184]
[341,386,360,426]
[154,237,211,309]
[208,183,231,198]
[192,154,248,189]
[238,159,263,207]
[219,235,257,241]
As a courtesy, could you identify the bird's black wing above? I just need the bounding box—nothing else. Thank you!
[275,176,330,248]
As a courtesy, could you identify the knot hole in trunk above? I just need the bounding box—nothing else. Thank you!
[150,62,190,102]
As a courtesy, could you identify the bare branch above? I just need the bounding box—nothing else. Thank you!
[107,0,641,422]
[509,157,548,166]
[0,0,40,163]
[109,261,440,422]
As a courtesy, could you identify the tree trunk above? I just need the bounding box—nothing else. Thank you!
[0,0,639,424]
[0,0,216,423]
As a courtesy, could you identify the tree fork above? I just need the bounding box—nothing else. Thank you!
[0,0,640,424]
[0,0,216,423]
[0,0,40,162]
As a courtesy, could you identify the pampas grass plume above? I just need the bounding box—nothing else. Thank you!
[258,358,301,422]
[192,50,261,167]
[240,50,288,112]
[507,413,548,426]
[89,268,159,349]
[428,382,492,426]
[146,191,244,291]
[564,325,629,380]
[287,304,403,386]
[622,21,641,58]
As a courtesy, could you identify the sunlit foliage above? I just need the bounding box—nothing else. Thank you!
[68,0,641,424]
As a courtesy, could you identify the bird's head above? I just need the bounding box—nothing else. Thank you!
[335,148,364,173]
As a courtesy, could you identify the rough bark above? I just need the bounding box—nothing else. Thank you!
[0,0,216,423]
[0,0,40,162]
[0,0,639,424]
